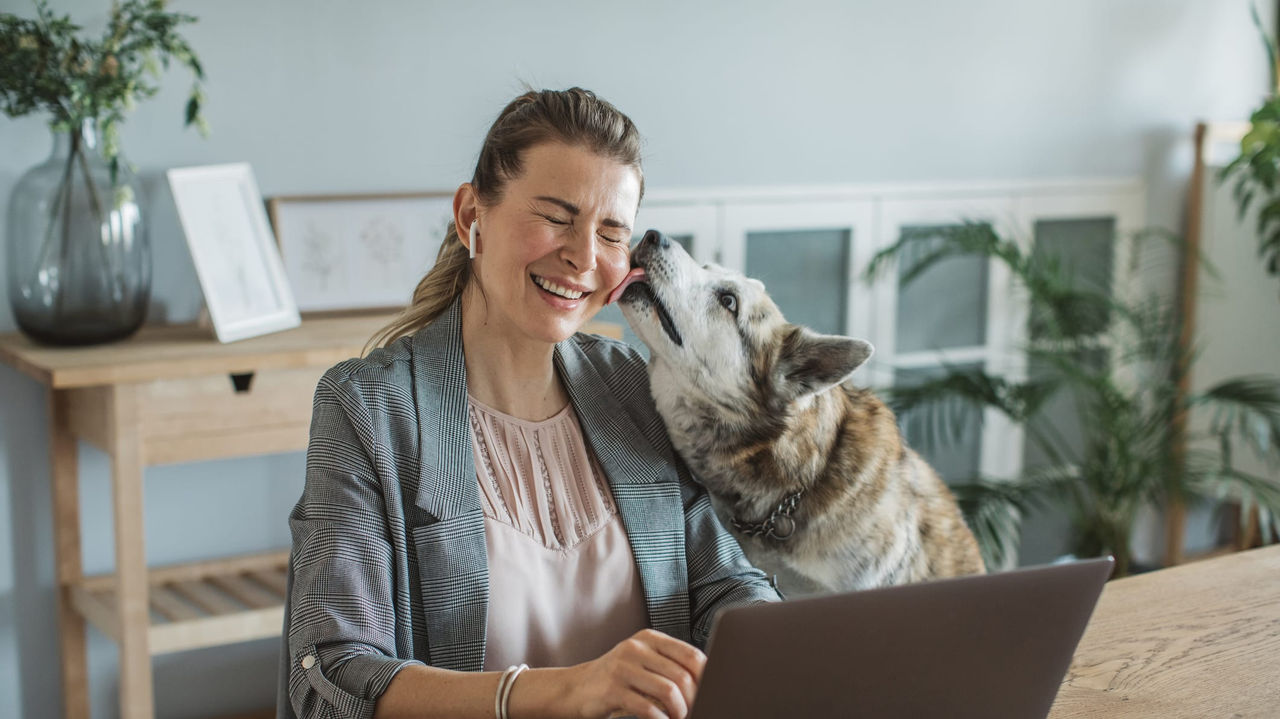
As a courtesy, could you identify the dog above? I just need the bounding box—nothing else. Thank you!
[609,230,985,594]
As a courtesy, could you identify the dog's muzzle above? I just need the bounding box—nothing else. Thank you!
[614,230,683,347]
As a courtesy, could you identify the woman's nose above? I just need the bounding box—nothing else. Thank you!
[561,227,597,272]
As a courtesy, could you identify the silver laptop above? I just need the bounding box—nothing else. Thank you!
[690,557,1114,719]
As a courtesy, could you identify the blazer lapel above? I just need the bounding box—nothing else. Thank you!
[556,340,692,643]
[410,299,489,671]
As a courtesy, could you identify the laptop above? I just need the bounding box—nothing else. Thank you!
[689,557,1114,719]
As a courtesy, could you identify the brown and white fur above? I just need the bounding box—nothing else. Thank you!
[615,230,985,594]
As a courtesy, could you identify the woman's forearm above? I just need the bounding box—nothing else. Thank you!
[373,663,578,719]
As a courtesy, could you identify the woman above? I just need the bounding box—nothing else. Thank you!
[278,88,780,719]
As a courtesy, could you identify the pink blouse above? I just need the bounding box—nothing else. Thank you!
[468,395,649,671]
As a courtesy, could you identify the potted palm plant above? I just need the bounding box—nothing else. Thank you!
[865,223,1280,576]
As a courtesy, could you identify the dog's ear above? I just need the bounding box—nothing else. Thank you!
[776,326,873,399]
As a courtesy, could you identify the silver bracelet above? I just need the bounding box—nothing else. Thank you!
[496,663,529,719]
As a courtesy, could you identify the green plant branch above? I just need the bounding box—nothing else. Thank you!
[2,0,208,178]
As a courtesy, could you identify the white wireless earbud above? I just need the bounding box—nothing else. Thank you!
[468,221,478,259]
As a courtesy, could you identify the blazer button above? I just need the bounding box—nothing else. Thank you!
[301,655,317,670]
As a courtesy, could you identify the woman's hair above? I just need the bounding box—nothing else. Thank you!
[366,87,644,353]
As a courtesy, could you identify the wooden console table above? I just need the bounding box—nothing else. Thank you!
[0,315,619,719]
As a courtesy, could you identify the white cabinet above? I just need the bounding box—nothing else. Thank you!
[609,180,1144,489]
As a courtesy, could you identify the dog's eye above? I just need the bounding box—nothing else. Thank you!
[718,291,738,315]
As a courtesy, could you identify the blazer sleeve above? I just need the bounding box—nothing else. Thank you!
[679,460,784,646]
[282,369,424,719]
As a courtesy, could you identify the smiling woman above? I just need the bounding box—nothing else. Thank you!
[278,87,781,719]
[458,142,639,355]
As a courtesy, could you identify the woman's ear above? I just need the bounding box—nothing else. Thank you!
[453,183,480,255]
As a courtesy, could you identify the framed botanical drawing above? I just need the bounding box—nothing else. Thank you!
[166,163,301,343]
[265,192,455,314]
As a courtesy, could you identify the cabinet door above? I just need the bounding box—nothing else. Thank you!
[875,196,1017,484]
[1012,190,1144,377]
[1010,192,1144,564]
[720,200,875,343]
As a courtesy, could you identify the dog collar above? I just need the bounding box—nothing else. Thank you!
[731,489,805,542]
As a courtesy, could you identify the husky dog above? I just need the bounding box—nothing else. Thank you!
[609,230,985,593]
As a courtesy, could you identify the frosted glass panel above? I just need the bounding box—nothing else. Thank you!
[1021,348,1108,471]
[1031,218,1115,339]
[1018,348,1108,564]
[895,224,989,353]
[745,229,849,335]
[894,364,983,485]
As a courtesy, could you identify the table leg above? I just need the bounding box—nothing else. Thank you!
[49,389,89,719]
[110,385,154,719]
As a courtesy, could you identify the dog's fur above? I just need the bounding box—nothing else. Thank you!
[617,231,985,593]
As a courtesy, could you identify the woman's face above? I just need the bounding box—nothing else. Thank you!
[463,141,641,345]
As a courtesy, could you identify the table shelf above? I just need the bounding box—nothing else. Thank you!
[70,551,290,655]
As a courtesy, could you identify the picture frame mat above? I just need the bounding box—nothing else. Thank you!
[266,191,455,315]
[166,162,301,343]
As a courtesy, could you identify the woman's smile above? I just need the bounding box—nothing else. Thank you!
[531,274,591,301]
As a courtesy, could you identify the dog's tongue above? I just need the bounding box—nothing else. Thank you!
[607,267,647,305]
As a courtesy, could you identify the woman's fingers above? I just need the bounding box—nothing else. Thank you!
[620,630,706,718]
[627,668,690,719]
[644,630,707,684]
[639,648,699,709]
[585,630,709,719]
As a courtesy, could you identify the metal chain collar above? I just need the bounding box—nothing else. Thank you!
[731,489,805,542]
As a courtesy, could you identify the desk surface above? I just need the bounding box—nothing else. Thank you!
[1048,544,1280,718]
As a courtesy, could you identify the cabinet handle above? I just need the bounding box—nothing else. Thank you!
[229,372,255,393]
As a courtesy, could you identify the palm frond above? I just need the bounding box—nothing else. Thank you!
[864,221,1016,285]
[885,368,1060,462]
[1186,465,1280,545]
[887,368,1056,423]
[952,479,1034,570]
[1190,376,1280,463]
[953,465,1083,569]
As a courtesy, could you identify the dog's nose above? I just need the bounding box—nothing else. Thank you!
[641,229,670,249]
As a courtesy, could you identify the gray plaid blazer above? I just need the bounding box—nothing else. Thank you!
[277,299,780,719]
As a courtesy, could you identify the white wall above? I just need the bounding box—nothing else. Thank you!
[0,1,1271,716]
[1190,148,1280,509]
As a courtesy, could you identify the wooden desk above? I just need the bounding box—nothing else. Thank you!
[1049,544,1280,718]
[0,316,620,719]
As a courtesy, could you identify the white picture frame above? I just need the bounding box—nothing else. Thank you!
[265,192,455,314]
[167,163,301,343]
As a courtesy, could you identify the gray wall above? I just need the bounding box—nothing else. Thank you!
[0,1,1270,716]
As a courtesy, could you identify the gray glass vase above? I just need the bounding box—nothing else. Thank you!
[6,121,150,345]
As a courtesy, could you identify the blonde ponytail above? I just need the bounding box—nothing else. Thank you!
[365,222,471,355]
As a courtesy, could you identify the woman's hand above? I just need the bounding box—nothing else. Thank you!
[561,628,706,719]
